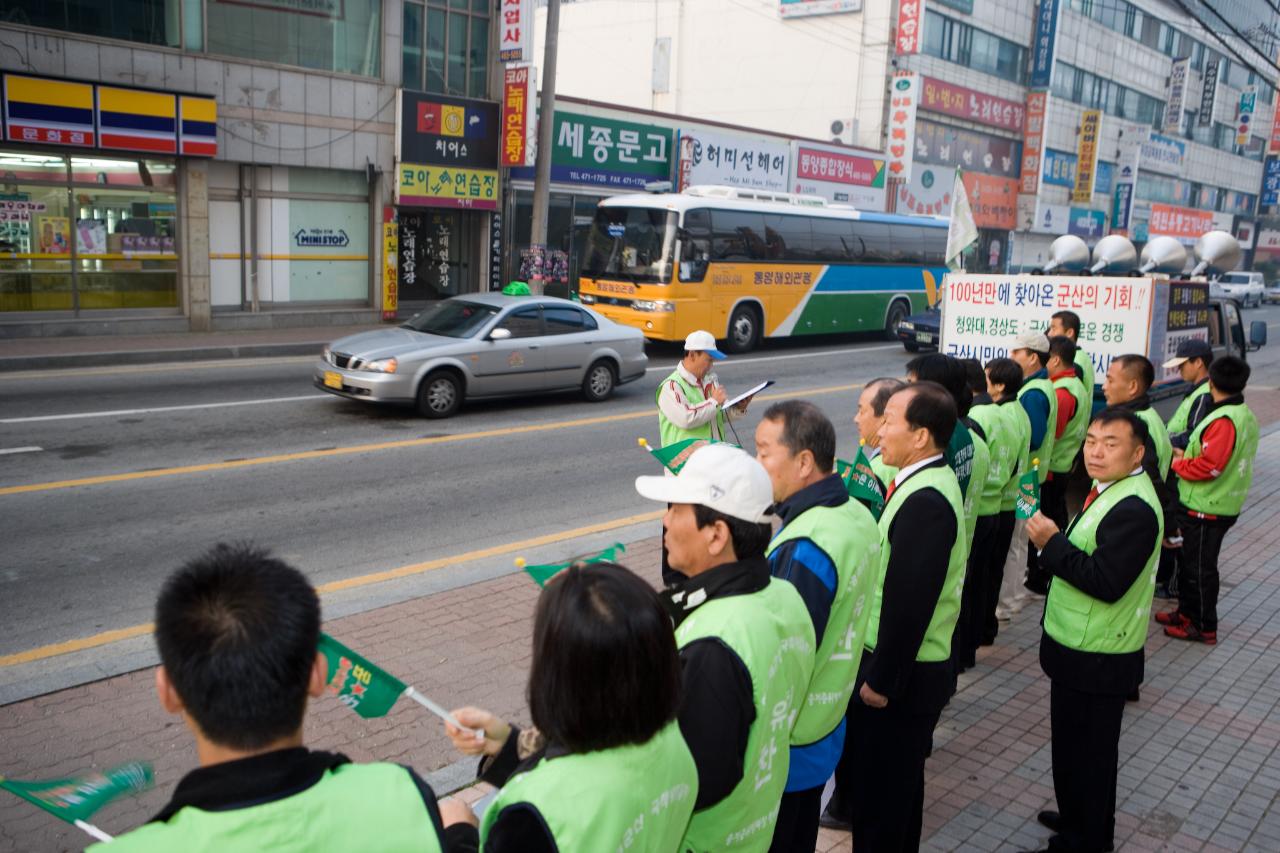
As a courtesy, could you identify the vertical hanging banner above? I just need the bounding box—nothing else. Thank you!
[1198,60,1219,128]
[887,71,919,181]
[1236,86,1257,147]
[1072,109,1100,204]
[500,65,534,167]
[1269,98,1280,155]
[895,0,924,56]
[1029,0,1062,89]
[1165,57,1189,136]
[1262,156,1280,206]
[382,208,398,321]
[1020,92,1049,195]
[498,0,532,63]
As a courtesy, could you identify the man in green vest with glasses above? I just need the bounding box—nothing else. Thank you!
[844,382,967,852]
[1024,408,1163,853]
[635,444,815,852]
[1157,356,1259,645]
[96,543,465,852]
[753,400,880,850]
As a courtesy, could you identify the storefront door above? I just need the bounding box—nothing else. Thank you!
[398,210,474,301]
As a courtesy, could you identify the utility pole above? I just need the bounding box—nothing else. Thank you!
[529,0,561,294]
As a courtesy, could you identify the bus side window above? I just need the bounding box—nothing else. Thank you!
[922,227,947,265]
[681,209,712,261]
[764,214,814,262]
[712,211,768,260]
[812,218,855,261]
[853,221,893,263]
[890,224,925,264]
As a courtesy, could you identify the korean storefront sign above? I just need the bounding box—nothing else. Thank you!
[899,166,1017,229]
[396,92,500,210]
[779,0,862,18]
[1165,57,1189,136]
[790,141,887,209]
[1,73,217,156]
[511,112,673,189]
[895,0,923,55]
[1071,110,1100,203]
[940,274,1154,369]
[1148,203,1216,243]
[915,120,1021,179]
[1270,96,1280,155]
[677,128,790,193]
[887,72,919,181]
[1068,207,1106,239]
[500,65,535,167]
[1199,60,1219,128]
[1262,156,1280,206]
[1256,228,1280,253]
[498,0,532,63]
[1029,0,1062,89]
[382,209,398,321]
[920,77,1025,132]
[1139,132,1186,176]
[1020,92,1049,194]
[1236,86,1257,148]
[1110,123,1147,235]
[1030,201,1068,234]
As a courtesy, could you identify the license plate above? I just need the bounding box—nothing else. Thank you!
[916,332,932,343]
[323,371,343,389]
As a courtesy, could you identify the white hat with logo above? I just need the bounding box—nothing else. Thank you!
[635,444,773,524]
[684,330,726,361]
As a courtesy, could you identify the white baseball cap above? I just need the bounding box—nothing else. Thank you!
[635,444,773,524]
[684,330,726,360]
[1011,331,1050,354]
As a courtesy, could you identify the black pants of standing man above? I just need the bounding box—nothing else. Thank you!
[982,510,1018,644]
[1048,680,1126,852]
[1176,510,1236,634]
[768,786,823,853]
[956,513,999,670]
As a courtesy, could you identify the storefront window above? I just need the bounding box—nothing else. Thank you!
[207,0,381,77]
[0,152,178,313]
[403,0,491,98]
[2,0,184,48]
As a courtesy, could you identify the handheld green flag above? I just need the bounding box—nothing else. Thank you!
[837,442,886,520]
[516,543,627,588]
[0,760,154,842]
[1015,458,1041,520]
[638,437,722,474]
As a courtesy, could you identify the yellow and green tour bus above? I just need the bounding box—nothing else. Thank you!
[577,186,949,353]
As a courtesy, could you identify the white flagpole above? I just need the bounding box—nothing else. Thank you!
[74,820,113,843]
[402,686,483,740]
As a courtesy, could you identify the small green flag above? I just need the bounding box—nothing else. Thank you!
[319,633,407,719]
[1015,465,1041,520]
[518,543,626,588]
[641,437,723,474]
[837,444,886,520]
[0,761,153,825]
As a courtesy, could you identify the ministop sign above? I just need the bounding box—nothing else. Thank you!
[294,228,350,247]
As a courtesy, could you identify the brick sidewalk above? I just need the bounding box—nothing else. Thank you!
[4,400,1280,851]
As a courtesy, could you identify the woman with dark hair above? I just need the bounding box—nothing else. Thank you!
[442,563,696,852]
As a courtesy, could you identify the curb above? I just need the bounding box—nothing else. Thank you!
[0,341,328,372]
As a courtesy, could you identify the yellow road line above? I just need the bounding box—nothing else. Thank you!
[0,382,861,497]
[0,509,665,668]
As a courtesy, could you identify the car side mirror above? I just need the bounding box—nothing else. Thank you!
[489,327,512,341]
[1249,320,1267,350]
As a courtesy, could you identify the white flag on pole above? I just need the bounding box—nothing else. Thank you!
[945,168,979,271]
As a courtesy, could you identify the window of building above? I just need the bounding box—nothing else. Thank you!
[206,0,380,77]
[403,0,491,98]
[1,0,187,48]
[1053,63,1166,130]
[923,10,1026,84]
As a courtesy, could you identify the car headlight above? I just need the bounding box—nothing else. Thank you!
[360,357,398,374]
[633,299,675,312]
[579,293,597,304]
[322,345,331,361]
[899,321,915,331]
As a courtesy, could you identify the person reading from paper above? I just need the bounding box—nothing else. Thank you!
[442,564,697,853]
[95,543,467,852]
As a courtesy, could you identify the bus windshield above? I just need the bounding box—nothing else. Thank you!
[581,206,677,284]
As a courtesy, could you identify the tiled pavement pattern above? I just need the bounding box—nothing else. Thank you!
[3,388,1280,852]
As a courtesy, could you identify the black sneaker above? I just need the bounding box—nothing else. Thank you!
[818,806,852,831]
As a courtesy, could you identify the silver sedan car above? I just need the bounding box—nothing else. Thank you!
[314,293,649,418]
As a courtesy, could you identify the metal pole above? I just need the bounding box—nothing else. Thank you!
[529,0,561,294]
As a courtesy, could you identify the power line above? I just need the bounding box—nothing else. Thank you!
[1195,0,1280,77]
[1170,0,1280,87]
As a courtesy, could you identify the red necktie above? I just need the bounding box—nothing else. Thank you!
[1083,486,1100,510]
[885,480,897,502]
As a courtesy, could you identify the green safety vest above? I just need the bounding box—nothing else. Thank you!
[481,722,697,852]
[94,763,443,853]
[1019,376,1058,484]
[1134,407,1173,479]
[675,579,814,852]
[969,403,1014,516]
[1000,402,1033,512]
[868,451,897,487]
[658,370,726,447]
[767,501,880,746]
[1177,404,1259,517]
[961,430,991,545]
[865,465,967,662]
[1044,473,1163,654]
[1074,347,1096,401]
[1050,374,1091,473]
[1167,381,1211,436]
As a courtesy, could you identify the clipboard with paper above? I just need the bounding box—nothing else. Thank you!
[723,380,774,410]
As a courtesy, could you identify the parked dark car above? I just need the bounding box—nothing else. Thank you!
[896,306,940,352]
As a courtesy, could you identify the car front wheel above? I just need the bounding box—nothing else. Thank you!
[582,359,617,402]
[416,371,462,418]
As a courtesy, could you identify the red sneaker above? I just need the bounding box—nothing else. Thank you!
[1154,610,1188,627]
[1164,623,1217,645]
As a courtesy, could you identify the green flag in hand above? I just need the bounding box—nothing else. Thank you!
[518,543,626,588]
[837,444,886,519]
[319,633,407,719]
[642,438,723,474]
[1015,466,1041,520]
[0,761,153,824]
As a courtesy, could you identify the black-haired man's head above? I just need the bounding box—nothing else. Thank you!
[1209,355,1250,397]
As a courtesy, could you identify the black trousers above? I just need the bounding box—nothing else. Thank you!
[1049,680,1125,853]
[956,513,999,669]
[1176,511,1236,633]
[983,510,1018,644]
[768,785,823,853]
[846,700,943,853]
[1028,476,1069,588]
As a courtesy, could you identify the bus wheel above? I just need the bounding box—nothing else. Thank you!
[884,300,909,342]
[725,304,761,353]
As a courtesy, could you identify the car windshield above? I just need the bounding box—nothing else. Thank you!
[401,300,499,338]
[581,206,677,284]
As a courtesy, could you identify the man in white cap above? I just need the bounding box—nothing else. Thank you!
[636,444,815,853]
[657,330,749,447]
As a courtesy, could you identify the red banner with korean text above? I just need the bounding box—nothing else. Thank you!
[921,77,1025,133]
[896,0,924,55]
[1148,203,1216,240]
[1020,92,1048,195]
[500,66,531,167]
